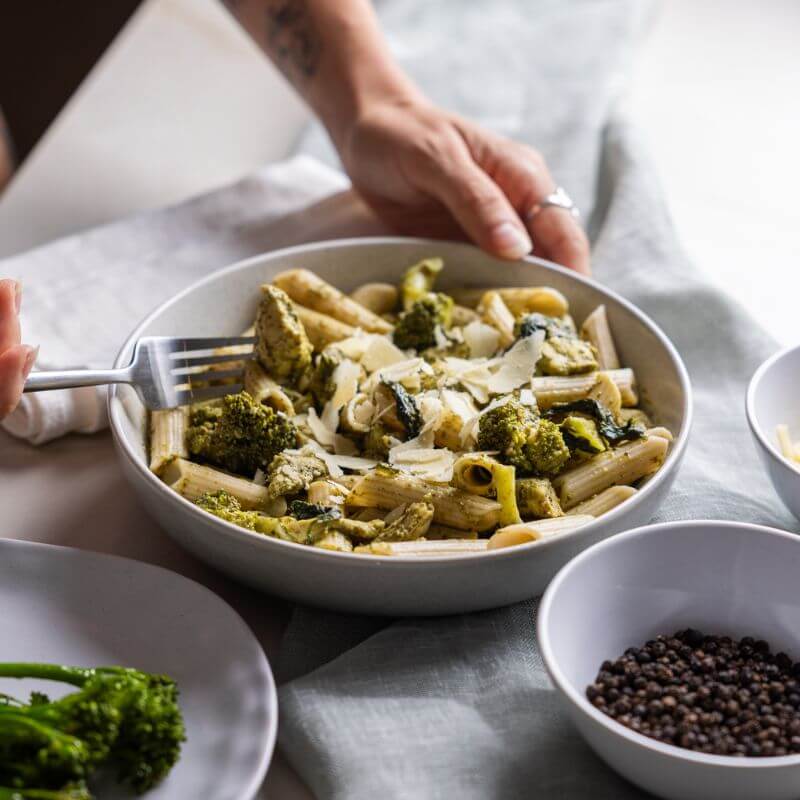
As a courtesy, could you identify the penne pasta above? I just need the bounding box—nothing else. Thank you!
[487,514,594,549]
[273,269,392,333]
[532,368,638,409]
[477,291,516,348]
[149,407,189,475]
[452,453,521,526]
[566,485,638,517]
[581,305,621,370]
[355,539,488,556]
[294,304,357,349]
[176,257,671,559]
[349,282,399,315]
[162,458,272,510]
[449,286,569,317]
[553,435,669,509]
[244,360,295,415]
[347,471,501,531]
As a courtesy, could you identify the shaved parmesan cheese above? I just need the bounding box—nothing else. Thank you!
[253,468,267,486]
[306,407,335,447]
[463,320,501,358]
[294,441,377,478]
[433,325,450,350]
[519,388,537,407]
[321,359,361,431]
[360,336,408,372]
[487,330,544,395]
[389,440,455,483]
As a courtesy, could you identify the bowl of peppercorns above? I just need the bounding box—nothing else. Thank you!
[538,520,800,800]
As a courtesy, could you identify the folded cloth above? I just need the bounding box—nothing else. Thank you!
[275,1,800,799]
[1,156,389,444]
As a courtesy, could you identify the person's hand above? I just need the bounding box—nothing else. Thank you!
[338,96,591,274]
[0,279,36,418]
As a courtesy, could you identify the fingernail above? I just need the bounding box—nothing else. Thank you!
[491,222,532,259]
[22,345,38,379]
[13,281,22,314]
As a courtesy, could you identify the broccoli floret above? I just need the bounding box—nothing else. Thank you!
[254,285,313,384]
[0,663,185,795]
[186,391,297,476]
[477,398,570,476]
[477,398,538,471]
[400,257,443,310]
[195,491,281,537]
[308,349,342,408]
[392,294,453,352]
[526,419,571,475]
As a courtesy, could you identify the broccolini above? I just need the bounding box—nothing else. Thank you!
[0,663,185,797]
[186,391,297,476]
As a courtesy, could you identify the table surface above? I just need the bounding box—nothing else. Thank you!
[1,1,798,798]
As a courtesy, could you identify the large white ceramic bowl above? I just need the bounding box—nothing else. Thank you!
[538,520,800,800]
[109,237,692,616]
[746,343,800,522]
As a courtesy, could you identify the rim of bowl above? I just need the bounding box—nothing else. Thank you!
[745,342,800,475]
[538,519,800,769]
[109,236,693,566]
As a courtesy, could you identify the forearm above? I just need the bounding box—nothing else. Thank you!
[221,0,420,148]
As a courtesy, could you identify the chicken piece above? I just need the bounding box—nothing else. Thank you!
[266,446,328,499]
[255,285,313,384]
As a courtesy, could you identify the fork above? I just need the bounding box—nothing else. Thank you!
[22,336,256,410]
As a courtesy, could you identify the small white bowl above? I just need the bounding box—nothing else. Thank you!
[538,520,800,800]
[746,344,800,522]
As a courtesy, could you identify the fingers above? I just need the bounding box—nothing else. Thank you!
[0,278,21,351]
[462,129,591,275]
[0,344,36,418]
[409,136,533,260]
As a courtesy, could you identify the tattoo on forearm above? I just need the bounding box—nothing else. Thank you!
[264,0,322,82]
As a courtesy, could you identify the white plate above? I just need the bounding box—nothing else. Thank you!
[0,539,276,800]
[110,237,692,616]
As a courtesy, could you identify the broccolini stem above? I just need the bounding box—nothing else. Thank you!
[0,788,92,800]
[0,664,94,687]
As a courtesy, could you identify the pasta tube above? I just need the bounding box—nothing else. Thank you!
[646,426,674,442]
[162,458,271,510]
[580,305,620,370]
[355,539,488,556]
[426,525,478,540]
[531,368,638,409]
[273,269,392,333]
[350,282,398,315]
[450,304,480,326]
[449,286,569,317]
[243,360,295,415]
[348,470,501,531]
[149,407,189,475]
[566,485,637,517]
[452,453,521,526]
[487,514,594,549]
[477,291,515,348]
[553,435,669,509]
[294,304,357,349]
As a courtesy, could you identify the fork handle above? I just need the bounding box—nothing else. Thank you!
[23,366,134,393]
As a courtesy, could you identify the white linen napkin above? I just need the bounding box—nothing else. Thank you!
[1,156,388,445]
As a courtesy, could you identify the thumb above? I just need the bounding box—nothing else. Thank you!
[413,147,532,260]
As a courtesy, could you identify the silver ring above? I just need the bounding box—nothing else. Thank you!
[525,186,580,221]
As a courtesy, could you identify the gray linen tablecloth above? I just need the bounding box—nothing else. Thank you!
[276,1,800,798]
